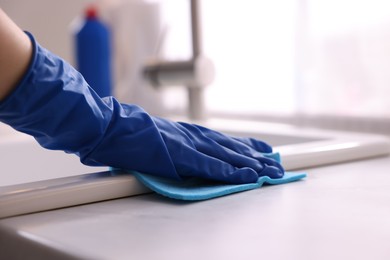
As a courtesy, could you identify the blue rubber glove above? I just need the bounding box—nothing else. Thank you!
[153,118,284,183]
[0,32,284,184]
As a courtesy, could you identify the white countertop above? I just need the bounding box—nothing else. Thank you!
[1,155,390,260]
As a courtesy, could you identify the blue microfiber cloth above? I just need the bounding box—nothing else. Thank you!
[116,152,306,201]
[131,171,306,201]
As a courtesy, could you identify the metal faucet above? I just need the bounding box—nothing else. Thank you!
[143,0,215,120]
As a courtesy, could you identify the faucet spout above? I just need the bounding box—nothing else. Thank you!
[143,0,214,120]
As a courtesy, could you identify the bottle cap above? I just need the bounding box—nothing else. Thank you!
[85,5,98,19]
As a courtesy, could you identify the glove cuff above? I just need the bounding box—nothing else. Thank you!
[0,32,180,180]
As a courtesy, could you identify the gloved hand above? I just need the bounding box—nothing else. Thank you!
[0,32,284,184]
[153,118,284,183]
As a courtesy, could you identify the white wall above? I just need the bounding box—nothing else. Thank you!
[0,0,174,116]
[0,0,91,64]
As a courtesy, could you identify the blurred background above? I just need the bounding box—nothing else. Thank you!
[2,0,390,134]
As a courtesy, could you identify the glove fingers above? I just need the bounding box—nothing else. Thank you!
[176,122,284,178]
[175,146,259,184]
[252,154,285,173]
[258,165,284,179]
[179,123,271,155]
[232,136,273,153]
[194,137,266,173]
[196,135,285,178]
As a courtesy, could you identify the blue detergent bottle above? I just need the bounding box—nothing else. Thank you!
[75,6,112,97]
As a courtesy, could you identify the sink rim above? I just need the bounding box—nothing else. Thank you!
[198,118,390,170]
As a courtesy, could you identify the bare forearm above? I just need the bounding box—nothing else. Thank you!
[0,8,32,101]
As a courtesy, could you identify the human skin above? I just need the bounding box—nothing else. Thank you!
[0,8,32,101]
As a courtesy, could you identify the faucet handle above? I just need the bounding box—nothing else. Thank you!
[143,55,215,88]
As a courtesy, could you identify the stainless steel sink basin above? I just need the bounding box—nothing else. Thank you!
[1,119,389,218]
